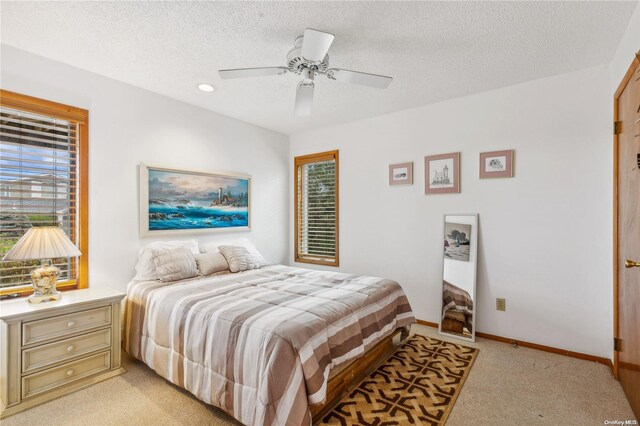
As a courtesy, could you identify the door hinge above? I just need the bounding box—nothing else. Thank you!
[614,337,621,352]
[614,121,622,135]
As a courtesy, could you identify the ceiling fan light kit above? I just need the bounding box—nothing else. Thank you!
[218,28,393,117]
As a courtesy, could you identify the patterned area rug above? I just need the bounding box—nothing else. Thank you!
[320,334,478,426]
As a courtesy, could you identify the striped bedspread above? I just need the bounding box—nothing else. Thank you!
[124,264,415,426]
[442,280,474,332]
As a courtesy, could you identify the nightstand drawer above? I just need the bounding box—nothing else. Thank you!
[22,306,112,346]
[22,328,112,374]
[22,351,111,399]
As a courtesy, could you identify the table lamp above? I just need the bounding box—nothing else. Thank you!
[2,226,82,303]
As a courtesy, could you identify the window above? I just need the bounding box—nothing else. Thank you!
[0,90,89,296]
[294,150,339,266]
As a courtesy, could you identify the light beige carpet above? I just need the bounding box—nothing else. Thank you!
[2,324,635,425]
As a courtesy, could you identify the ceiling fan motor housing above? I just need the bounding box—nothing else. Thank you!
[287,35,329,76]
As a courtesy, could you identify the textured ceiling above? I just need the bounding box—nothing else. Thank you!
[1,1,637,135]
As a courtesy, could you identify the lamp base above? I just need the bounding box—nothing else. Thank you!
[28,291,62,304]
[28,259,62,304]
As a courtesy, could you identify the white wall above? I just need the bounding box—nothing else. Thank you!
[1,44,290,292]
[290,66,613,358]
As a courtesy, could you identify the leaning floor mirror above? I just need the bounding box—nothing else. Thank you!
[439,214,478,342]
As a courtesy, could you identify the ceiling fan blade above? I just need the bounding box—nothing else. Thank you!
[218,67,288,80]
[301,29,335,62]
[294,82,315,117]
[326,68,393,89]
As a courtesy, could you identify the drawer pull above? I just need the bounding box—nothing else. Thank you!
[67,320,77,328]
[66,345,75,352]
[66,369,75,377]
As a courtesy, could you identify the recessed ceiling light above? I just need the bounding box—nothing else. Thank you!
[197,83,215,93]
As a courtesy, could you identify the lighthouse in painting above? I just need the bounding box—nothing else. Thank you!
[432,164,451,185]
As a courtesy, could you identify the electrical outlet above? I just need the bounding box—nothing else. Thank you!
[496,298,506,311]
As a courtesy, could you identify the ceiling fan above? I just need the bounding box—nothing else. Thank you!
[218,28,393,117]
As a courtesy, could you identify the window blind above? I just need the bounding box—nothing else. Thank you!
[295,151,338,265]
[0,106,78,289]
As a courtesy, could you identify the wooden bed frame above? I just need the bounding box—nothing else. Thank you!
[310,327,409,423]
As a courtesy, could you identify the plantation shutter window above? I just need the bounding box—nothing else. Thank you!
[295,150,339,266]
[0,90,88,295]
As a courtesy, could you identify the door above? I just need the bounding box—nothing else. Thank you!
[614,52,640,419]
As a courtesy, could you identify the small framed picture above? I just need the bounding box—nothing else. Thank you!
[425,152,460,194]
[389,162,413,185]
[479,150,514,178]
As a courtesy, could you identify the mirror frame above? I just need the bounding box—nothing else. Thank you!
[438,213,479,343]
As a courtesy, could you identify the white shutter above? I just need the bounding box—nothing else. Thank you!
[295,151,338,265]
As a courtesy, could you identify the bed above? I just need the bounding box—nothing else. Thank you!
[442,280,473,334]
[124,264,415,426]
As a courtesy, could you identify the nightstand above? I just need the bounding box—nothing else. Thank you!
[0,287,125,418]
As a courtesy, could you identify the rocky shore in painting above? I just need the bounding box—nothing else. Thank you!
[148,200,248,230]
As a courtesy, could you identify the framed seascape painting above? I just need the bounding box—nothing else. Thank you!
[388,162,413,186]
[139,164,251,237]
[479,149,514,178]
[425,152,460,194]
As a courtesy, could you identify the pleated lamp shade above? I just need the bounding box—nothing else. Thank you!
[2,226,82,261]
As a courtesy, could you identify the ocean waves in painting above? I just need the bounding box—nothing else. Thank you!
[149,205,248,230]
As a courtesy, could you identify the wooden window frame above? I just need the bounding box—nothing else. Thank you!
[294,150,339,267]
[0,90,89,297]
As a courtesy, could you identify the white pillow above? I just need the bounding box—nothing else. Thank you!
[194,252,229,276]
[200,238,269,267]
[153,247,198,282]
[218,245,260,273]
[134,239,199,281]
